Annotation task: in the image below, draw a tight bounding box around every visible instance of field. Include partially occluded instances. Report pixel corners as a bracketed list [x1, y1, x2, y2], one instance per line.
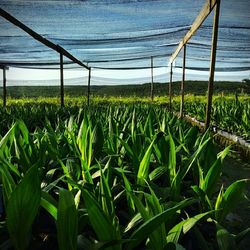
[1, 0, 249, 247]
[1, 93, 249, 140]
[171, 95, 250, 140]
[0, 80, 250, 98]
[0, 101, 249, 250]
[0, 80, 250, 99]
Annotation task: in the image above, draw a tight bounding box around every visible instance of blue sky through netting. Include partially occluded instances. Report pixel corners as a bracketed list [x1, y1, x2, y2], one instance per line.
[0, 0, 250, 85]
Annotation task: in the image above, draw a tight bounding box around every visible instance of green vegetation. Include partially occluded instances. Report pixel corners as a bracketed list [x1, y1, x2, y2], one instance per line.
[0, 93, 249, 139]
[0, 80, 249, 99]
[0, 105, 249, 249]
[171, 95, 250, 139]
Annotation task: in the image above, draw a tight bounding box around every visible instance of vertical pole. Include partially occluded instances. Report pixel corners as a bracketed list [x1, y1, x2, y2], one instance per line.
[60, 52, 64, 107]
[87, 67, 91, 106]
[151, 56, 154, 101]
[169, 62, 173, 111]
[3, 67, 7, 107]
[205, 0, 220, 129]
[180, 44, 186, 118]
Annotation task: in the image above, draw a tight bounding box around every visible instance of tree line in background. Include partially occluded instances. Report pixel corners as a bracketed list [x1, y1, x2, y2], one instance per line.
[0, 80, 249, 98]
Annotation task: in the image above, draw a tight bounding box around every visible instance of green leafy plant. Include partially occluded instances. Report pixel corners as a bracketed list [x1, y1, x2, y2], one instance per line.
[6, 166, 41, 250]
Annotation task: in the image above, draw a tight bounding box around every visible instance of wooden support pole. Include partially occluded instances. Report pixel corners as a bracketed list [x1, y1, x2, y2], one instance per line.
[169, 0, 218, 64]
[87, 67, 91, 106]
[151, 56, 154, 101]
[205, 0, 220, 129]
[180, 44, 186, 118]
[60, 53, 64, 107]
[3, 67, 7, 107]
[169, 63, 173, 111]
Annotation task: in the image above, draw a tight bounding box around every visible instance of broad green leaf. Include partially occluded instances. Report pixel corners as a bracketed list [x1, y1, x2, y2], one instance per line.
[198, 140, 217, 176]
[7, 166, 41, 250]
[193, 226, 210, 250]
[149, 166, 167, 181]
[202, 158, 222, 197]
[234, 227, 250, 244]
[184, 126, 199, 152]
[167, 221, 185, 244]
[122, 171, 135, 213]
[168, 129, 176, 183]
[180, 137, 211, 180]
[126, 198, 195, 250]
[153, 134, 169, 166]
[191, 185, 212, 211]
[202, 146, 230, 198]
[129, 192, 150, 221]
[41, 191, 58, 220]
[0, 164, 16, 208]
[74, 189, 82, 209]
[137, 139, 155, 185]
[57, 189, 78, 250]
[99, 162, 115, 218]
[82, 188, 121, 250]
[91, 121, 104, 161]
[145, 183, 166, 250]
[0, 122, 16, 157]
[124, 213, 142, 233]
[167, 211, 212, 243]
[118, 137, 139, 172]
[80, 158, 93, 184]
[182, 211, 212, 234]
[216, 223, 236, 250]
[131, 108, 136, 143]
[58, 159, 73, 190]
[215, 179, 248, 222]
[215, 185, 224, 221]
[143, 110, 153, 138]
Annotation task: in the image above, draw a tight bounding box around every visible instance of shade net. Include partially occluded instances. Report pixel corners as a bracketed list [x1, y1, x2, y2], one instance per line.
[0, 0, 250, 85]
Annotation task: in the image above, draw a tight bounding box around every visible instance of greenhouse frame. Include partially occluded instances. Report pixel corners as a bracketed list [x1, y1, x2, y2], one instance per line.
[0, 1, 249, 249]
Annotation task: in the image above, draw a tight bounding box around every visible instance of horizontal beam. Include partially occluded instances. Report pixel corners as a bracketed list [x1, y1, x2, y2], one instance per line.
[169, 0, 218, 63]
[0, 65, 9, 70]
[0, 8, 89, 70]
[57, 45, 89, 70]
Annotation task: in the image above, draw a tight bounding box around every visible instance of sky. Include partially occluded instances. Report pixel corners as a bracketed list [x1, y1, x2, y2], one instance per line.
[1, 67, 249, 86]
[0, 0, 249, 85]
